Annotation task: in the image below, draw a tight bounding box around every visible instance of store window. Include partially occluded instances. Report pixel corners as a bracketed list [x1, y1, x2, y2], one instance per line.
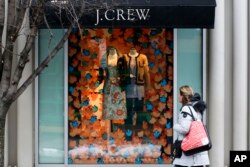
[37, 28, 204, 166]
[67, 28, 174, 164]
[37, 29, 65, 163]
[176, 29, 204, 111]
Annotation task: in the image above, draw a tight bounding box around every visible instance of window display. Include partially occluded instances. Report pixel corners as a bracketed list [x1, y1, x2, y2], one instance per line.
[68, 28, 173, 164]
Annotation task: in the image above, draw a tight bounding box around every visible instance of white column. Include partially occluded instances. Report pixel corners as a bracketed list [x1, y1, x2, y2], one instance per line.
[233, 0, 248, 150]
[224, 0, 233, 165]
[208, 0, 225, 166]
[16, 10, 34, 167]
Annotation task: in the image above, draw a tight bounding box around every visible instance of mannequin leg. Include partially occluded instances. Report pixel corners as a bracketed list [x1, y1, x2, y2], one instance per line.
[125, 98, 136, 127]
[124, 98, 136, 140]
[134, 98, 144, 129]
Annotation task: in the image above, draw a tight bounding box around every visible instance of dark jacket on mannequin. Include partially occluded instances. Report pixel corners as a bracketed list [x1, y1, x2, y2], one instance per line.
[98, 55, 129, 91]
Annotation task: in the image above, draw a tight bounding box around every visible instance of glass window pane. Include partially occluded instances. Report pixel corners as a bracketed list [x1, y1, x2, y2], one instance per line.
[68, 28, 174, 164]
[38, 29, 65, 163]
[177, 29, 203, 110]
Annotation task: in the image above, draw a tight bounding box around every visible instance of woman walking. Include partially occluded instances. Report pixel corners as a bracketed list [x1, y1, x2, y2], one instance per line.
[173, 85, 210, 167]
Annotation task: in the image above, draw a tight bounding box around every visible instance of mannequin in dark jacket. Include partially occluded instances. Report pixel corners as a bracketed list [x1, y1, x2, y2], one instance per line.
[98, 47, 129, 135]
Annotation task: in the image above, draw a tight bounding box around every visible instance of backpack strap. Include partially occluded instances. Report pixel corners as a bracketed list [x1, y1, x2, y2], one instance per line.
[187, 103, 204, 121]
[180, 111, 193, 119]
[187, 106, 196, 121]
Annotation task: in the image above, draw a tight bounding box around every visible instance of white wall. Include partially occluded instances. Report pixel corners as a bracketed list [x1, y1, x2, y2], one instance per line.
[5, 8, 34, 167]
[208, 0, 226, 166]
[16, 9, 34, 167]
[208, 0, 249, 166]
[232, 0, 248, 150]
[224, 0, 233, 166]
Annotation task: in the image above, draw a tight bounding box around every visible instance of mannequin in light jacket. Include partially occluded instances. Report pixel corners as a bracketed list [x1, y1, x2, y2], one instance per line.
[124, 47, 151, 131]
[173, 85, 210, 167]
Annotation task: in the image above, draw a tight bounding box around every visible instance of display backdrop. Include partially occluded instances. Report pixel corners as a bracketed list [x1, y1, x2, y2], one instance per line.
[68, 28, 173, 164]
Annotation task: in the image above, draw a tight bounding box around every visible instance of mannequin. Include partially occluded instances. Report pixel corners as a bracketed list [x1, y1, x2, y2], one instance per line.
[125, 47, 151, 132]
[99, 47, 128, 142]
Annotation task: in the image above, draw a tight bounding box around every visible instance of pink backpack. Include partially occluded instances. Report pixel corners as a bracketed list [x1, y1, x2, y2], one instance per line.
[181, 106, 212, 156]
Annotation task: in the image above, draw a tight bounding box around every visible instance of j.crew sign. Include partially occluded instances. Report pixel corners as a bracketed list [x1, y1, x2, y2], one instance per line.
[94, 8, 150, 26]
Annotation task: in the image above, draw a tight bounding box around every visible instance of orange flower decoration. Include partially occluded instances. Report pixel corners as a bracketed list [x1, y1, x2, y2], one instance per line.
[124, 28, 134, 39]
[167, 96, 173, 109]
[154, 74, 163, 82]
[166, 128, 173, 136]
[90, 93, 99, 101]
[95, 29, 104, 37]
[142, 121, 148, 130]
[69, 34, 78, 43]
[69, 75, 77, 84]
[138, 35, 148, 43]
[142, 28, 151, 35]
[88, 44, 99, 54]
[68, 95, 73, 103]
[71, 58, 79, 67]
[164, 145, 171, 155]
[113, 128, 125, 139]
[140, 48, 150, 55]
[164, 82, 172, 92]
[142, 158, 155, 164]
[76, 53, 84, 62]
[158, 117, 167, 125]
[79, 128, 91, 138]
[164, 110, 173, 119]
[166, 30, 173, 40]
[157, 102, 166, 112]
[82, 106, 93, 120]
[168, 54, 173, 63]
[79, 37, 91, 49]
[112, 119, 124, 124]
[125, 43, 134, 51]
[158, 136, 167, 146]
[69, 128, 80, 137]
[69, 47, 77, 57]
[152, 111, 160, 118]
[68, 106, 75, 121]
[92, 120, 101, 129]
[167, 66, 173, 79]
[73, 99, 81, 109]
[112, 29, 123, 38]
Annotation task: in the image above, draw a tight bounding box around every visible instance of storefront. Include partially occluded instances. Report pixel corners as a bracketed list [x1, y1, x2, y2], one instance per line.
[35, 0, 216, 166]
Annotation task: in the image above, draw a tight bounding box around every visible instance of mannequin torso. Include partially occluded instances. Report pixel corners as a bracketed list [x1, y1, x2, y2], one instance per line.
[128, 48, 139, 77]
[108, 48, 118, 66]
[126, 48, 144, 100]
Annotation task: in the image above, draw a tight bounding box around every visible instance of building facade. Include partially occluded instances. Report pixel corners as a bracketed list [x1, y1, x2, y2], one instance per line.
[3, 0, 250, 167]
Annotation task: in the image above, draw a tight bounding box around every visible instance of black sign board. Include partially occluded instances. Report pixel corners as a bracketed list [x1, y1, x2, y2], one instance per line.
[38, 0, 216, 28]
